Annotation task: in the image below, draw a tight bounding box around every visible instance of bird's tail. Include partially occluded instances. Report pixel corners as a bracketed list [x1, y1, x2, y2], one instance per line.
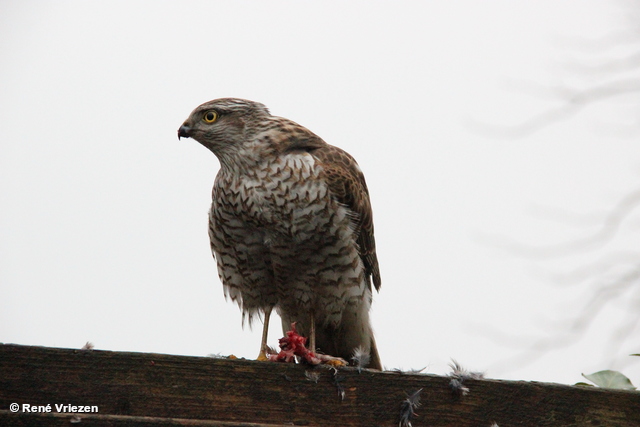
[368, 335, 382, 370]
[315, 320, 382, 370]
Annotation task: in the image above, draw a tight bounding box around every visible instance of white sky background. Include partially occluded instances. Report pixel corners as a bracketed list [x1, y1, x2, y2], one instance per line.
[1, 1, 639, 385]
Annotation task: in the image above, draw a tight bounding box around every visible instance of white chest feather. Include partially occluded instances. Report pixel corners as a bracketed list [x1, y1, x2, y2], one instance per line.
[214, 152, 342, 239]
[210, 150, 365, 325]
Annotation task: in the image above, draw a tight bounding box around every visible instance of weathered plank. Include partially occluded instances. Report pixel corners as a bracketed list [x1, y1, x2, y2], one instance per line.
[0, 412, 290, 427]
[1, 344, 638, 426]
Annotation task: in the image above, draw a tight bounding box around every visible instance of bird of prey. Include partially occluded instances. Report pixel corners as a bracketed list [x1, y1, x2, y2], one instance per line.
[178, 98, 382, 369]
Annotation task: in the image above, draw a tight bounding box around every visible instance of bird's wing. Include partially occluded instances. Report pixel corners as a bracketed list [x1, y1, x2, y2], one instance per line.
[311, 144, 381, 292]
[276, 116, 381, 292]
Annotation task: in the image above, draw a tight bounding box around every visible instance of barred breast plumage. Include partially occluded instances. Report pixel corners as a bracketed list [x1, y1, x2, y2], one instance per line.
[178, 98, 381, 369]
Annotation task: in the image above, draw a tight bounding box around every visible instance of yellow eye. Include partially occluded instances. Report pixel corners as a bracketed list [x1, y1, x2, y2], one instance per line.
[203, 111, 218, 123]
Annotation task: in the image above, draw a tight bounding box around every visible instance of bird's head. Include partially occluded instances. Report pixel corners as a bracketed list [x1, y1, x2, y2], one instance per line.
[178, 98, 271, 159]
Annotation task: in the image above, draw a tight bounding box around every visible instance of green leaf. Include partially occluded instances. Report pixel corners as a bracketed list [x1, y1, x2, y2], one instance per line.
[574, 382, 594, 387]
[582, 370, 636, 390]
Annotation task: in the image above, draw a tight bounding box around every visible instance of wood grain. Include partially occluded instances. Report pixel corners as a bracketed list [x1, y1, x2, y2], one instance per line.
[1, 344, 638, 426]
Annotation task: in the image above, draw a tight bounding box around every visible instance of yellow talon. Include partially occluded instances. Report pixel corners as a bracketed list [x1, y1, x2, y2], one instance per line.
[325, 359, 347, 368]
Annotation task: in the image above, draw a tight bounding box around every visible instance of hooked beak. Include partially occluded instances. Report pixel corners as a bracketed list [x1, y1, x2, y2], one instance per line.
[177, 125, 191, 140]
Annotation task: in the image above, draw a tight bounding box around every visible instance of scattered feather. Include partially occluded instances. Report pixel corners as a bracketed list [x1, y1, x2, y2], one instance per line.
[331, 367, 346, 401]
[448, 359, 484, 396]
[80, 342, 94, 351]
[399, 388, 422, 427]
[582, 370, 636, 390]
[305, 370, 321, 383]
[449, 378, 469, 396]
[351, 346, 370, 373]
[390, 367, 427, 375]
[448, 359, 484, 379]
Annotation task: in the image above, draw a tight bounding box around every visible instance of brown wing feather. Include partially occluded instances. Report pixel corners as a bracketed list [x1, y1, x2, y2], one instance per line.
[311, 145, 381, 292]
[278, 117, 381, 292]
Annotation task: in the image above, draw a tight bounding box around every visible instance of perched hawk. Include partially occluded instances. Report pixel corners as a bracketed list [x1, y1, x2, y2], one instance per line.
[178, 98, 382, 369]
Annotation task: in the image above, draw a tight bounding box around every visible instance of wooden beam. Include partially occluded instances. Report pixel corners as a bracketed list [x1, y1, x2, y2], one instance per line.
[1, 344, 638, 426]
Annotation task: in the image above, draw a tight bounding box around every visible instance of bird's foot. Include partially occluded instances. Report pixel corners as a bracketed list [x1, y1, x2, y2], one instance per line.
[257, 344, 278, 362]
[317, 355, 347, 368]
[267, 323, 347, 367]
